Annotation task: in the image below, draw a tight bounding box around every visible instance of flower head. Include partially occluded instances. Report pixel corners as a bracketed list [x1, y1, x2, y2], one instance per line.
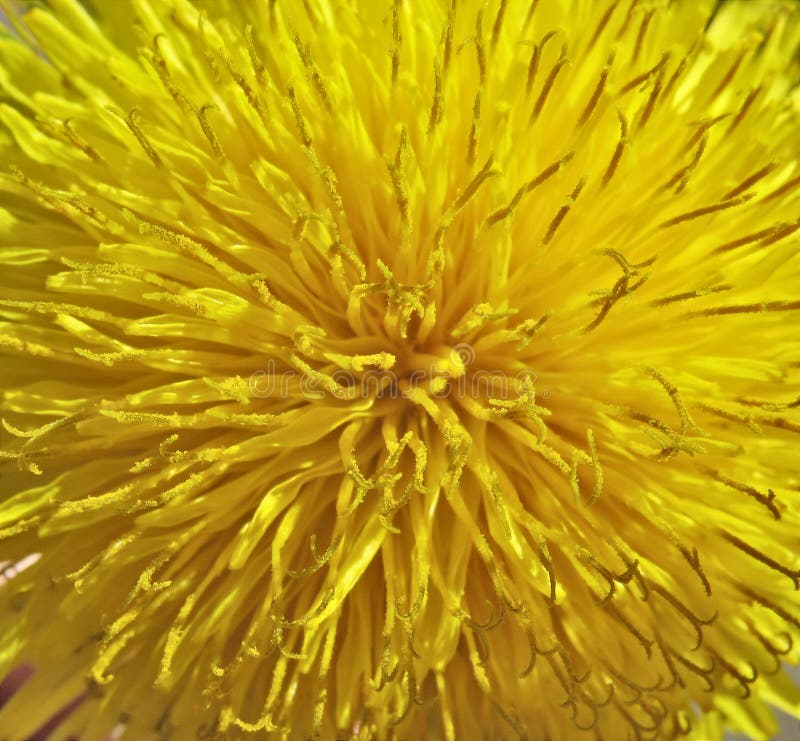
[1, 0, 799, 738]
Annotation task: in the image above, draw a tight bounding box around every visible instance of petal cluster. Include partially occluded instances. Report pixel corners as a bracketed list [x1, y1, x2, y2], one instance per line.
[0, 1, 799, 739]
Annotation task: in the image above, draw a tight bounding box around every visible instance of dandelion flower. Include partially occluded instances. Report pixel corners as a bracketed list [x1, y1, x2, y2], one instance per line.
[1, 0, 800, 738]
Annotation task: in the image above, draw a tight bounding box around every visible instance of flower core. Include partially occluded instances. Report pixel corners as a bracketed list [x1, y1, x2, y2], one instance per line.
[0, 0, 799, 739]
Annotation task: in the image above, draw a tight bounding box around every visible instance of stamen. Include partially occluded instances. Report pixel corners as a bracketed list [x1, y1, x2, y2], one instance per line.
[659, 195, 751, 229]
[123, 210, 244, 285]
[311, 625, 338, 735]
[724, 162, 778, 200]
[531, 45, 569, 121]
[287, 532, 344, 577]
[740, 587, 800, 630]
[652, 637, 684, 691]
[711, 222, 791, 255]
[472, 8, 487, 84]
[144, 37, 193, 111]
[670, 650, 715, 692]
[646, 368, 699, 437]
[196, 103, 225, 159]
[0, 335, 53, 358]
[578, 54, 614, 127]
[517, 518, 557, 604]
[111, 106, 164, 167]
[722, 532, 799, 589]
[197, 13, 222, 82]
[606, 663, 662, 700]
[442, 0, 455, 79]
[301, 0, 319, 24]
[91, 629, 135, 686]
[610, 540, 649, 599]
[745, 620, 792, 675]
[490, 0, 508, 51]
[615, 0, 642, 41]
[245, 25, 267, 86]
[662, 132, 707, 193]
[519, 617, 557, 677]
[603, 602, 653, 656]
[686, 299, 800, 318]
[697, 402, 761, 434]
[711, 651, 757, 699]
[427, 58, 443, 133]
[615, 700, 662, 737]
[485, 152, 574, 227]
[762, 172, 800, 203]
[266, 0, 278, 30]
[756, 219, 800, 248]
[602, 111, 628, 187]
[484, 471, 513, 540]
[632, 8, 656, 66]
[369, 634, 400, 691]
[585, 429, 603, 505]
[523, 0, 540, 30]
[221, 53, 268, 125]
[451, 302, 518, 337]
[649, 285, 730, 306]
[278, 587, 335, 628]
[387, 126, 410, 231]
[727, 85, 761, 134]
[676, 541, 712, 596]
[287, 86, 313, 147]
[0, 298, 124, 326]
[514, 314, 550, 348]
[542, 176, 584, 246]
[525, 31, 558, 96]
[584, 272, 647, 333]
[662, 47, 693, 102]
[467, 90, 482, 164]
[587, 2, 619, 49]
[617, 53, 668, 95]
[390, 0, 402, 86]
[638, 65, 663, 128]
[293, 34, 333, 112]
[489, 696, 527, 740]
[0, 516, 40, 541]
[450, 155, 499, 214]
[738, 394, 800, 412]
[61, 119, 103, 163]
[684, 113, 729, 151]
[708, 48, 746, 102]
[576, 548, 618, 603]
[649, 583, 717, 651]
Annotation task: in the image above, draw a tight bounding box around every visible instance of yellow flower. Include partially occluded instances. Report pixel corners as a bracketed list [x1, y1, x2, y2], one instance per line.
[1, 0, 799, 738]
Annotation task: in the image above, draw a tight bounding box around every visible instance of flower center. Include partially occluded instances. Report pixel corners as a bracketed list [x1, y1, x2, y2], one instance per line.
[394, 344, 469, 397]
